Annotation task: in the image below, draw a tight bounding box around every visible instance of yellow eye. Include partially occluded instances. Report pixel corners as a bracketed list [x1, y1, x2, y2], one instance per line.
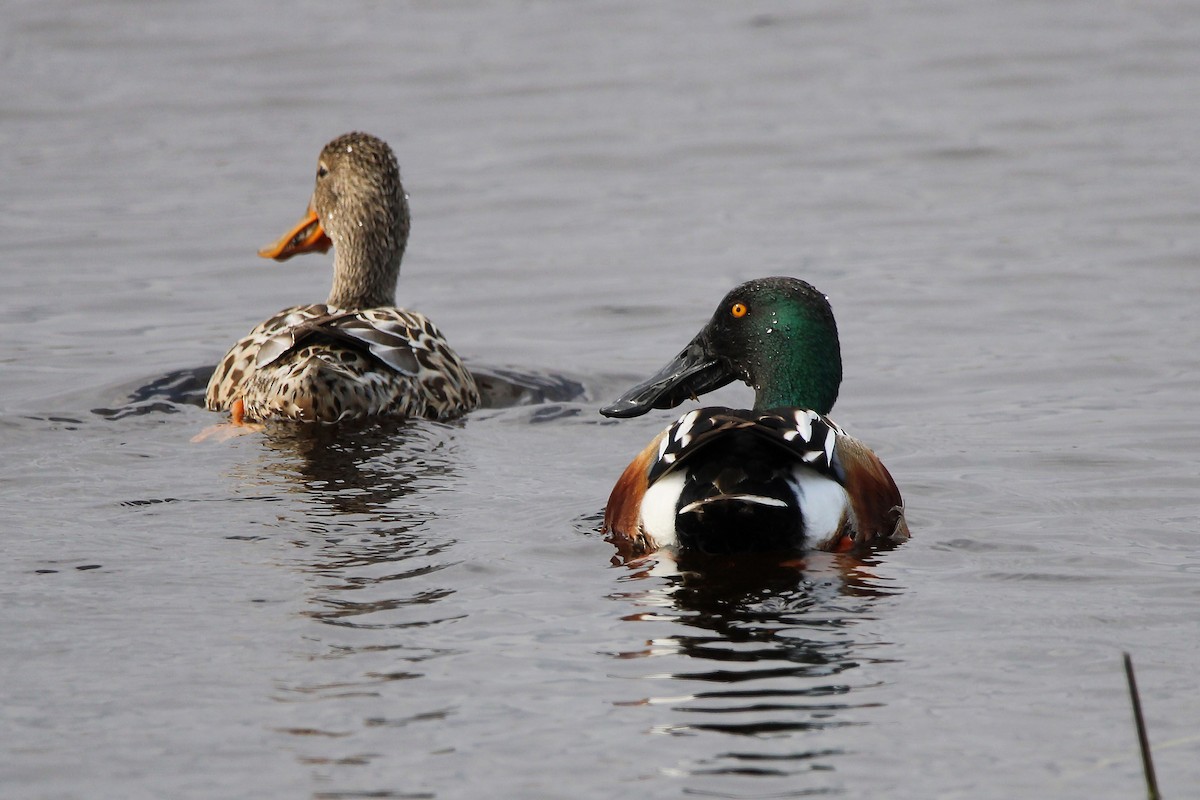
[731, 302, 748, 318]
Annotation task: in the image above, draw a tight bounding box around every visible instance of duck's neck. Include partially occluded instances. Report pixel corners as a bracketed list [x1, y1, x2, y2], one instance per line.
[751, 331, 842, 415]
[327, 241, 401, 309]
[325, 198, 409, 310]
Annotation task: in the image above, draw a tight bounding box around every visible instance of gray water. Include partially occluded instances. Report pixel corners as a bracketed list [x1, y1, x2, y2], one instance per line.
[3, 2, 1199, 798]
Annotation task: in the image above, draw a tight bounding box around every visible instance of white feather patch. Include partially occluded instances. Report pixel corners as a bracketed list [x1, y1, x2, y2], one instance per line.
[639, 471, 686, 549]
[679, 494, 789, 515]
[822, 426, 837, 463]
[789, 467, 851, 542]
[674, 409, 701, 448]
[656, 432, 671, 462]
[793, 409, 815, 442]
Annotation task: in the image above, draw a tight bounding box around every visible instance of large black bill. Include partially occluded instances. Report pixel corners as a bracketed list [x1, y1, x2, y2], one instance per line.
[600, 338, 734, 418]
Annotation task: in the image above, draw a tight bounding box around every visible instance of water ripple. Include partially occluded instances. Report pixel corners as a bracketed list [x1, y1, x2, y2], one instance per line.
[609, 550, 902, 788]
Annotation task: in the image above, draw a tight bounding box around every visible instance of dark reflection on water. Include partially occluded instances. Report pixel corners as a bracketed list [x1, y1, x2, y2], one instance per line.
[610, 550, 902, 794]
[469, 365, 588, 410]
[89, 363, 587, 421]
[83, 361, 595, 793]
[223, 419, 471, 781]
[255, 421, 462, 517]
[256, 421, 468, 636]
[91, 365, 214, 419]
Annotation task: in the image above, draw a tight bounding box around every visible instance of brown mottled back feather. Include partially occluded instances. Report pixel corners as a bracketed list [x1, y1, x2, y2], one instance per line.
[206, 304, 478, 423]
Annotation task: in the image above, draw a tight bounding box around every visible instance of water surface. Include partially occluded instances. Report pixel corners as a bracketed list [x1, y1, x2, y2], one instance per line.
[3, 2, 1200, 798]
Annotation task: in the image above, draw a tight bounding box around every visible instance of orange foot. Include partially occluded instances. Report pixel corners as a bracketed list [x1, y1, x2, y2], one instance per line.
[190, 398, 264, 442]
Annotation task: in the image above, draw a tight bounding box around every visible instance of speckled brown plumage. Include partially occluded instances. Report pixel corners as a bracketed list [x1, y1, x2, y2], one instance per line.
[205, 132, 479, 423]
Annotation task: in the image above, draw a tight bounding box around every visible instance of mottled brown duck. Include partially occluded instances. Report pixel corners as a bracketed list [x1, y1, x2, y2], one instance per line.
[205, 132, 479, 424]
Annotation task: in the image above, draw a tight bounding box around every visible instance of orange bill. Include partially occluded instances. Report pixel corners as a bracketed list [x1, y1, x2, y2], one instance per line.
[257, 203, 332, 261]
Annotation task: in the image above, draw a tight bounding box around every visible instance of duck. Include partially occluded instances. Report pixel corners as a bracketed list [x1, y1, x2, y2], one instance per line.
[600, 276, 908, 558]
[204, 132, 479, 424]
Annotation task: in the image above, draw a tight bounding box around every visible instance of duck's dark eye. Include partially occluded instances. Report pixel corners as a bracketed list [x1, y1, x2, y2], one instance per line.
[731, 302, 748, 319]
[316, 165, 329, 179]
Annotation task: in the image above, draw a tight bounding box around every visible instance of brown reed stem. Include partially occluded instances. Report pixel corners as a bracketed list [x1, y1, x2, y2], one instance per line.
[1123, 652, 1161, 800]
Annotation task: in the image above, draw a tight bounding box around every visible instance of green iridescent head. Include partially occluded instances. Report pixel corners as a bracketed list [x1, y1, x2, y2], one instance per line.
[601, 277, 843, 417]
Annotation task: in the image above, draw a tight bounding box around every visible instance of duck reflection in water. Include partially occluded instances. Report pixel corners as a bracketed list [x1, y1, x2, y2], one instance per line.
[235, 421, 467, 719]
[607, 546, 904, 787]
[251, 419, 463, 518]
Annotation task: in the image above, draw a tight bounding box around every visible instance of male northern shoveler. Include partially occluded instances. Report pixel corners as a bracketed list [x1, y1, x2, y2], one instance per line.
[600, 277, 908, 557]
[205, 132, 479, 424]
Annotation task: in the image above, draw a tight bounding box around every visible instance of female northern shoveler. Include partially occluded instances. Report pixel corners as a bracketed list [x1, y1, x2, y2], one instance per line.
[205, 132, 479, 424]
[600, 277, 908, 557]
